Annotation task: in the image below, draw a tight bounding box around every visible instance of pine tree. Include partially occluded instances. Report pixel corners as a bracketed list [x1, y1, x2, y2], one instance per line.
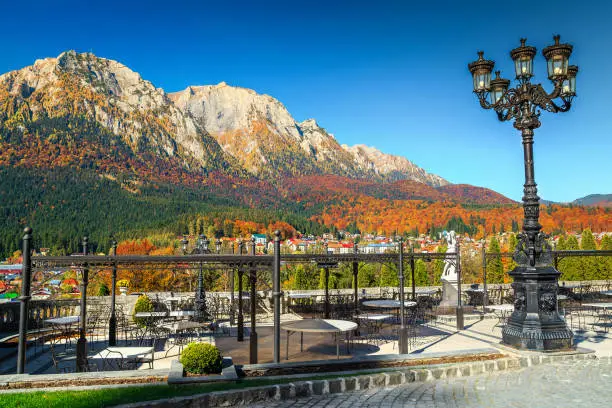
[379, 263, 399, 287]
[487, 237, 504, 283]
[599, 235, 612, 281]
[579, 229, 597, 280]
[507, 233, 518, 272]
[414, 260, 429, 286]
[433, 245, 447, 285]
[558, 235, 581, 281]
[358, 263, 377, 288]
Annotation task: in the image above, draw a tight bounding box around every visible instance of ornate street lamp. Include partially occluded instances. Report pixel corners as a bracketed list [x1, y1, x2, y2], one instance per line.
[468, 36, 578, 351]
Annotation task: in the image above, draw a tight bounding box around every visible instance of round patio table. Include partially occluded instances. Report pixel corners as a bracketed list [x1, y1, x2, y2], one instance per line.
[486, 304, 513, 331]
[45, 316, 80, 349]
[281, 319, 358, 360]
[362, 300, 417, 309]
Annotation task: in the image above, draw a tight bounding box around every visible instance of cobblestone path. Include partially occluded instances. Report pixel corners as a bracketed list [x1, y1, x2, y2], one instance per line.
[250, 358, 612, 407]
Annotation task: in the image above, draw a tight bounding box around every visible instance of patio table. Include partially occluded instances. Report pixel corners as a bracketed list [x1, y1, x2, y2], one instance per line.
[353, 313, 393, 339]
[169, 310, 194, 317]
[134, 311, 194, 318]
[465, 288, 485, 306]
[134, 312, 168, 318]
[287, 293, 312, 299]
[281, 319, 358, 360]
[486, 304, 513, 331]
[91, 346, 155, 370]
[158, 320, 211, 356]
[362, 300, 417, 309]
[583, 303, 612, 333]
[415, 289, 438, 296]
[583, 303, 612, 309]
[45, 316, 80, 347]
[159, 320, 209, 332]
[219, 292, 250, 299]
[287, 293, 314, 312]
[45, 316, 80, 326]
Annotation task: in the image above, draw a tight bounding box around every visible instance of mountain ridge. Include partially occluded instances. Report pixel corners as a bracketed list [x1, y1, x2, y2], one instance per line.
[169, 80, 449, 185]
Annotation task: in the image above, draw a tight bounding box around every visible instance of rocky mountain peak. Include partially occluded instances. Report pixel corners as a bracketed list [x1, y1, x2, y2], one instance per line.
[342, 144, 449, 187]
[0, 51, 231, 172]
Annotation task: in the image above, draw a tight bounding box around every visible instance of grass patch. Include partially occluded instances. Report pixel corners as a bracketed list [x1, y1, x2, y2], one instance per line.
[3, 371, 382, 408]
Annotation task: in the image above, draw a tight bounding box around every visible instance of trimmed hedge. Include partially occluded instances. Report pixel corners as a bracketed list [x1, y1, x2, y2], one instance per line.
[180, 343, 223, 375]
[133, 294, 154, 326]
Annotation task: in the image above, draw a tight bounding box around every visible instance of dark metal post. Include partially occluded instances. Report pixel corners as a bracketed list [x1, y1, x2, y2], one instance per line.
[324, 267, 330, 318]
[229, 243, 235, 326]
[553, 243, 558, 269]
[76, 236, 89, 372]
[352, 241, 359, 311]
[482, 242, 488, 311]
[108, 239, 118, 346]
[456, 239, 464, 330]
[410, 243, 416, 300]
[16, 227, 32, 374]
[503, 125, 573, 350]
[272, 230, 281, 363]
[398, 238, 408, 353]
[249, 237, 258, 364]
[237, 241, 244, 342]
[410, 242, 416, 301]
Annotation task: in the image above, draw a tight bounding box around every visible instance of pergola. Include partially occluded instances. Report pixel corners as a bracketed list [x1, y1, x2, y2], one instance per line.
[15, 228, 457, 373]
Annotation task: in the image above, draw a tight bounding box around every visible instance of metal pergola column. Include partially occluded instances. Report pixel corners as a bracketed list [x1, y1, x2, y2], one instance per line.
[249, 238, 258, 364]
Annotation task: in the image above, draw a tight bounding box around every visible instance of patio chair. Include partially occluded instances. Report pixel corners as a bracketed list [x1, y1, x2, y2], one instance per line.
[564, 305, 590, 332]
[392, 307, 420, 351]
[48, 341, 75, 373]
[48, 341, 98, 373]
[86, 310, 105, 350]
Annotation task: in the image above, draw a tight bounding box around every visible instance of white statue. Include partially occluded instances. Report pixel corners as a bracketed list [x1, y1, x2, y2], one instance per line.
[441, 231, 457, 282]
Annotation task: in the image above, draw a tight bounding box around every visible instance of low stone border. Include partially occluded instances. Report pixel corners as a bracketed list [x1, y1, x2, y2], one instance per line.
[116, 351, 599, 408]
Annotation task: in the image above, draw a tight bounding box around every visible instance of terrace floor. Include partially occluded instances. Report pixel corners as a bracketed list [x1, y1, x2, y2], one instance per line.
[1, 304, 611, 379]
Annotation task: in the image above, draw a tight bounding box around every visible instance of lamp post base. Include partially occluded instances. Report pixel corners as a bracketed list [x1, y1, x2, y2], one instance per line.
[76, 337, 88, 372]
[398, 327, 409, 354]
[502, 265, 573, 351]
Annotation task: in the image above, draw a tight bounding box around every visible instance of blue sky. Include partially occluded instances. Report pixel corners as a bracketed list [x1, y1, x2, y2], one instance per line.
[1, 0, 610, 202]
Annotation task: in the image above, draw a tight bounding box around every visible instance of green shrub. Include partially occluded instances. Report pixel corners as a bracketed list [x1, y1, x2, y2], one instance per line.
[180, 343, 223, 375]
[133, 294, 153, 326]
[97, 283, 110, 296]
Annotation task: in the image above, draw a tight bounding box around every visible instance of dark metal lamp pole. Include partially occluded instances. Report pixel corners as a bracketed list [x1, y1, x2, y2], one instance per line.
[108, 237, 118, 346]
[194, 234, 210, 323]
[76, 236, 89, 372]
[16, 227, 32, 374]
[397, 237, 408, 353]
[468, 36, 577, 351]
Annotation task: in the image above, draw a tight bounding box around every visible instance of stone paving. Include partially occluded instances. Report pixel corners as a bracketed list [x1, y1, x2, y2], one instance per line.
[250, 357, 612, 408]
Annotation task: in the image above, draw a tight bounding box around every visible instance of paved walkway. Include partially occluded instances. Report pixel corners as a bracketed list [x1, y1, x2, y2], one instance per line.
[250, 357, 612, 408]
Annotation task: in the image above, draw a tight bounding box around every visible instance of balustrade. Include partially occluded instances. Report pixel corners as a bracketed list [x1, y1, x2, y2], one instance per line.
[0, 299, 79, 335]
